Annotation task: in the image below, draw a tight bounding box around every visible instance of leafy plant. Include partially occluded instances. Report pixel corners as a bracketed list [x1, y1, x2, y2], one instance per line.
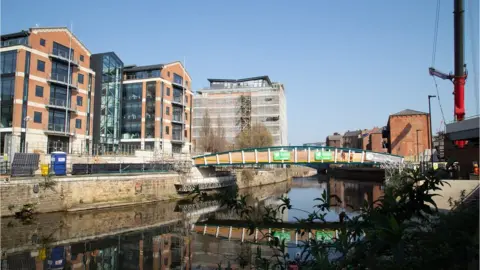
[189, 168, 479, 269]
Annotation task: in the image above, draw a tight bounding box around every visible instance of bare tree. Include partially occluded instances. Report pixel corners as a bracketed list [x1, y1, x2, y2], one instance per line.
[198, 111, 227, 153]
[235, 123, 273, 148]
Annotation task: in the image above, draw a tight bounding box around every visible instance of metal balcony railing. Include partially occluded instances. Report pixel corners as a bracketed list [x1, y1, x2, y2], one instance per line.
[46, 98, 76, 111]
[173, 95, 184, 104]
[172, 133, 183, 142]
[172, 114, 183, 123]
[1, 38, 29, 47]
[49, 49, 79, 66]
[48, 73, 78, 89]
[47, 123, 69, 133]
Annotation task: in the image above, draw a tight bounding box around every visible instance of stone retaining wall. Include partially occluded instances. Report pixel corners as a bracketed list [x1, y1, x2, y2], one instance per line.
[235, 168, 290, 189]
[1, 173, 179, 216]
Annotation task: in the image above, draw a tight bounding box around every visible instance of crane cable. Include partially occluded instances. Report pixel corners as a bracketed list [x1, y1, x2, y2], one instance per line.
[467, 0, 479, 115]
[431, 0, 447, 128]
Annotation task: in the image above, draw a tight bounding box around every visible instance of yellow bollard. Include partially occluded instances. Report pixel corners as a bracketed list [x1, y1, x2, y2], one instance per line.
[41, 164, 49, 176]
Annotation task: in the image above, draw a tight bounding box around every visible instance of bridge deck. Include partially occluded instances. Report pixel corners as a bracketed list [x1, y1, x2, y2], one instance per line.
[193, 146, 403, 166]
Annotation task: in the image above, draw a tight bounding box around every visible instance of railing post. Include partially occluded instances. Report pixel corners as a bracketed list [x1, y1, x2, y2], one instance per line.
[241, 228, 245, 242]
[215, 226, 220, 238]
[203, 224, 207, 235]
[204, 156, 207, 165]
[255, 228, 258, 243]
[361, 151, 365, 163]
[294, 147, 297, 163]
[334, 149, 338, 163]
[216, 154, 219, 165]
[268, 148, 271, 163]
[229, 152, 232, 164]
[348, 150, 351, 163]
[241, 150, 245, 164]
[228, 226, 232, 241]
[307, 147, 311, 163]
[321, 148, 324, 163]
[254, 149, 258, 164]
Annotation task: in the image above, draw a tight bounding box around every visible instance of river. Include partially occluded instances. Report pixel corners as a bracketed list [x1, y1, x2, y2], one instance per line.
[0, 176, 383, 269]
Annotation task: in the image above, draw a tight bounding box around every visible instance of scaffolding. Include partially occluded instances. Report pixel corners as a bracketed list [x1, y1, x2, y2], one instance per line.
[192, 79, 288, 147]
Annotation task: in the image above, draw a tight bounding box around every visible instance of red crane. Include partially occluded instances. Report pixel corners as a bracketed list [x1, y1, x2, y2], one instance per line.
[429, 0, 467, 148]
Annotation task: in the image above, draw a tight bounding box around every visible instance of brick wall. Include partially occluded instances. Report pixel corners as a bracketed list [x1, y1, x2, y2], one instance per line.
[1, 173, 179, 216]
[388, 114, 430, 156]
[369, 133, 387, 152]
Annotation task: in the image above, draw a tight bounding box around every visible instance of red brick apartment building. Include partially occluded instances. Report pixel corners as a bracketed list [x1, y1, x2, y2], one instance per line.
[0, 27, 94, 154]
[121, 62, 193, 153]
[383, 109, 431, 157]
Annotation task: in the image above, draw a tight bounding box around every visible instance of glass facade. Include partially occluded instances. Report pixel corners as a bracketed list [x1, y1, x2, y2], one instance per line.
[145, 82, 156, 138]
[122, 83, 142, 139]
[125, 70, 160, 80]
[0, 77, 14, 128]
[99, 54, 123, 146]
[1, 51, 17, 74]
[52, 41, 74, 60]
[48, 110, 69, 132]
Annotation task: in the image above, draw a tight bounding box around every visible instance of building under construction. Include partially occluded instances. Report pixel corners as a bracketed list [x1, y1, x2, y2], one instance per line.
[192, 76, 287, 148]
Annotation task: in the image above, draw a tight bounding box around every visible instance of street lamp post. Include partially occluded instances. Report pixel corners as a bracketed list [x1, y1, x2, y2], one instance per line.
[428, 95, 437, 169]
[23, 116, 31, 153]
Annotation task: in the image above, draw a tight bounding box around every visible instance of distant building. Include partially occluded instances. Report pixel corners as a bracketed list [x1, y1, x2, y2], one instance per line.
[367, 127, 386, 153]
[192, 76, 287, 148]
[326, 133, 342, 147]
[383, 109, 430, 157]
[343, 130, 362, 148]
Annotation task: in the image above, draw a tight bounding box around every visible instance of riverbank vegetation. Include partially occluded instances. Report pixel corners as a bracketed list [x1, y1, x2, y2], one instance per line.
[191, 169, 479, 269]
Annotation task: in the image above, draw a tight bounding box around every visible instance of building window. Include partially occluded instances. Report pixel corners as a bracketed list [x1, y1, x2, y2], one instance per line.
[34, 111, 42, 123]
[185, 95, 188, 104]
[166, 126, 169, 135]
[35, 85, 44, 97]
[185, 112, 188, 121]
[173, 73, 183, 85]
[184, 130, 188, 137]
[77, 96, 83, 106]
[186, 81, 189, 86]
[80, 55, 84, 62]
[167, 71, 170, 77]
[78, 73, 84, 84]
[40, 38, 46, 46]
[37, 60, 45, 72]
[166, 106, 170, 115]
[166, 87, 170, 96]
[75, 119, 82, 129]
[0, 51, 17, 74]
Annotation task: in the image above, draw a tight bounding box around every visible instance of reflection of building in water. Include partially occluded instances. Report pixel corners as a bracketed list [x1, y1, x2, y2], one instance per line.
[1, 227, 193, 270]
[329, 178, 383, 211]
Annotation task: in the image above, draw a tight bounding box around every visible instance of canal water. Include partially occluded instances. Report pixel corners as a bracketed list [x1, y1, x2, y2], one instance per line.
[1, 176, 382, 269]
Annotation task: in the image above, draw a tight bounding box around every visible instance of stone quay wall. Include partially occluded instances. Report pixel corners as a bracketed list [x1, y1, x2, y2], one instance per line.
[1, 173, 179, 217]
[235, 168, 290, 189]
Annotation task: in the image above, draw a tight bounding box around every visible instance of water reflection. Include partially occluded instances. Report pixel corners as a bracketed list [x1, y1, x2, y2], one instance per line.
[1, 176, 382, 269]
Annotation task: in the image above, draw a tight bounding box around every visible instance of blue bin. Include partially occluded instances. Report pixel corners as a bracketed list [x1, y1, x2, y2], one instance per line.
[51, 152, 67, 176]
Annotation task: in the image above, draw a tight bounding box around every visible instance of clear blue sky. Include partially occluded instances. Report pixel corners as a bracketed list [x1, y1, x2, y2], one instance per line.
[2, 0, 478, 145]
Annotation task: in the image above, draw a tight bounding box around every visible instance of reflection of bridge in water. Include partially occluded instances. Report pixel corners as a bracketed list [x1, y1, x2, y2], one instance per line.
[0, 177, 382, 269]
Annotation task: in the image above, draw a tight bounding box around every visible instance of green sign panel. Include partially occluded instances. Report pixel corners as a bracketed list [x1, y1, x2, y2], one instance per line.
[316, 231, 335, 243]
[314, 151, 333, 161]
[273, 231, 291, 242]
[273, 151, 291, 161]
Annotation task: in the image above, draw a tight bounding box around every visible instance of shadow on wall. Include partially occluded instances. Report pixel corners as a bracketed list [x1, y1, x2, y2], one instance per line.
[390, 123, 412, 151]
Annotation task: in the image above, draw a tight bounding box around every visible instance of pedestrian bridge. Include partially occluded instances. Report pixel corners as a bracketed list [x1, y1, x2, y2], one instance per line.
[192, 146, 403, 166]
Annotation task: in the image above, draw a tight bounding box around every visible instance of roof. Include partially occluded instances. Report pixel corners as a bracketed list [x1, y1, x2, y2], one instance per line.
[1, 30, 29, 40]
[369, 127, 382, 134]
[391, 109, 428, 116]
[123, 64, 164, 72]
[207, 76, 272, 85]
[344, 130, 361, 137]
[327, 135, 342, 140]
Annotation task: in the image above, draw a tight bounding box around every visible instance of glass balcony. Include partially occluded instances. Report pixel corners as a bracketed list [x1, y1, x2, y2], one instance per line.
[172, 132, 183, 142]
[45, 98, 77, 111]
[49, 49, 79, 66]
[173, 95, 185, 105]
[1, 38, 29, 47]
[45, 123, 72, 136]
[172, 114, 183, 123]
[47, 73, 78, 89]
